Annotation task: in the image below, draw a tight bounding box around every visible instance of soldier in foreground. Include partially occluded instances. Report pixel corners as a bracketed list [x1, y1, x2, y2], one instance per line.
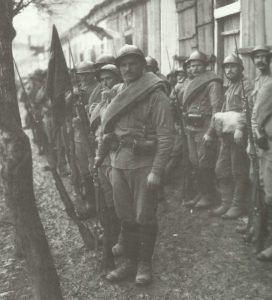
[254, 81, 272, 261]
[208, 54, 252, 218]
[90, 64, 122, 268]
[236, 46, 272, 234]
[72, 61, 98, 217]
[183, 50, 223, 209]
[97, 45, 174, 285]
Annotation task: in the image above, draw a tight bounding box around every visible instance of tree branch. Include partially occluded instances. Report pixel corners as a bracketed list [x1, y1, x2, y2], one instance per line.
[13, 0, 33, 16]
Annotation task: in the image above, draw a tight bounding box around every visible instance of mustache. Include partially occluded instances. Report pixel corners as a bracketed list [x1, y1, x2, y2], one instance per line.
[256, 62, 267, 67]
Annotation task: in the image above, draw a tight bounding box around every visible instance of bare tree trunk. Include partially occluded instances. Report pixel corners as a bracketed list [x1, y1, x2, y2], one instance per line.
[0, 1, 63, 299]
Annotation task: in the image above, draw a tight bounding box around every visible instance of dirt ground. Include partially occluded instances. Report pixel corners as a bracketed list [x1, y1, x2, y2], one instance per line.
[1, 131, 272, 300]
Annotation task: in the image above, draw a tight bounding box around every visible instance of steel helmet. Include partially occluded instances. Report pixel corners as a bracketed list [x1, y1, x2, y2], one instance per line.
[183, 59, 189, 71]
[116, 44, 146, 65]
[222, 54, 244, 69]
[145, 56, 159, 72]
[250, 45, 271, 59]
[76, 61, 96, 74]
[96, 64, 120, 80]
[95, 54, 116, 69]
[187, 50, 208, 65]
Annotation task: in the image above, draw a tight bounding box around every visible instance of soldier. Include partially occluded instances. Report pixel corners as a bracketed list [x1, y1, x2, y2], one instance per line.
[145, 55, 170, 94]
[236, 46, 272, 233]
[88, 54, 116, 110]
[167, 70, 178, 93]
[254, 82, 272, 261]
[182, 50, 223, 209]
[89, 64, 122, 261]
[145, 56, 166, 79]
[97, 45, 174, 285]
[208, 54, 252, 219]
[145, 55, 160, 74]
[72, 61, 98, 217]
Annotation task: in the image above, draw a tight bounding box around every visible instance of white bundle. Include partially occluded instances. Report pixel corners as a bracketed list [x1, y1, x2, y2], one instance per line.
[213, 111, 241, 134]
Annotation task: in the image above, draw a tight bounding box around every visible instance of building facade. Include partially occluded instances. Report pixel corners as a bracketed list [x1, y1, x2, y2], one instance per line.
[59, 0, 272, 80]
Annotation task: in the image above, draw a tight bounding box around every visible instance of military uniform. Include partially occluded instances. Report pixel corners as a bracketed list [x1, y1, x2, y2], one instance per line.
[90, 71, 121, 264]
[215, 78, 252, 210]
[183, 53, 223, 208]
[101, 45, 174, 286]
[71, 61, 98, 217]
[107, 77, 174, 224]
[88, 55, 116, 115]
[254, 81, 272, 260]
[208, 59, 252, 218]
[73, 83, 97, 178]
[255, 82, 272, 205]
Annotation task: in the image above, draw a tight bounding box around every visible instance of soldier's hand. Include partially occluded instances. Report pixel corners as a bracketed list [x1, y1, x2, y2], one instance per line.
[147, 172, 160, 190]
[203, 134, 213, 147]
[234, 129, 243, 144]
[94, 156, 103, 169]
[101, 88, 111, 102]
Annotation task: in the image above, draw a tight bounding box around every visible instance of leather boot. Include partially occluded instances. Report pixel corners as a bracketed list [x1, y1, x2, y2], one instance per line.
[223, 179, 247, 219]
[101, 207, 120, 271]
[236, 223, 248, 234]
[106, 221, 138, 282]
[184, 193, 201, 208]
[211, 179, 233, 217]
[195, 168, 215, 209]
[135, 224, 158, 286]
[184, 167, 200, 208]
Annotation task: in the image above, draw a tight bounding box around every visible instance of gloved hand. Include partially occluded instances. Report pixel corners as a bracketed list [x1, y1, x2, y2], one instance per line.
[203, 134, 213, 147]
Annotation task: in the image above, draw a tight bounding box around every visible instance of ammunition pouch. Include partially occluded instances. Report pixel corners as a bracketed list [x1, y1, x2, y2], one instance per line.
[103, 133, 119, 151]
[132, 137, 157, 156]
[185, 113, 205, 128]
[117, 135, 157, 155]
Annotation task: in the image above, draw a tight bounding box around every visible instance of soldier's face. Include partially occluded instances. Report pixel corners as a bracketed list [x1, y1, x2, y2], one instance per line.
[224, 63, 241, 81]
[78, 73, 95, 85]
[119, 56, 145, 83]
[253, 51, 269, 71]
[189, 61, 206, 77]
[99, 71, 118, 89]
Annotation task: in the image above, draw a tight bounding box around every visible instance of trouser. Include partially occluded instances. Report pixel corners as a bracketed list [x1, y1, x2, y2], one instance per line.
[111, 167, 158, 225]
[262, 157, 272, 206]
[98, 166, 114, 208]
[215, 133, 249, 180]
[187, 130, 217, 195]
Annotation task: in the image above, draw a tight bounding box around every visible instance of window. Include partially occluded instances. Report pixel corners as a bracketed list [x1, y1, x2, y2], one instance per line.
[216, 0, 238, 8]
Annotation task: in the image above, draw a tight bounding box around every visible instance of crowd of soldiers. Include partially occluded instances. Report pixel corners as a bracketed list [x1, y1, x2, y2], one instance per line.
[19, 43, 272, 286]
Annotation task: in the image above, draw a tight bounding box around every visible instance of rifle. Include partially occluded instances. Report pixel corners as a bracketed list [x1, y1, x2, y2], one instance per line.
[14, 59, 96, 251]
[165, 48, 192, 202]
[93, 167, 115, 271]
[234, 38, 266, 252]
[68, 42, 100, 245]
[68, 41, 96, 162]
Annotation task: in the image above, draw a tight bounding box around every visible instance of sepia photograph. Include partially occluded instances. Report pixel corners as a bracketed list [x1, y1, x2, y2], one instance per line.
[1, 0, 272, 299]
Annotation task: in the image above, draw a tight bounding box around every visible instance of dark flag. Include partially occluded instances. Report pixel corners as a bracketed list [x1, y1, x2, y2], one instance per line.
[46, 24, 71, 100]
[46, 25, 72, 141]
